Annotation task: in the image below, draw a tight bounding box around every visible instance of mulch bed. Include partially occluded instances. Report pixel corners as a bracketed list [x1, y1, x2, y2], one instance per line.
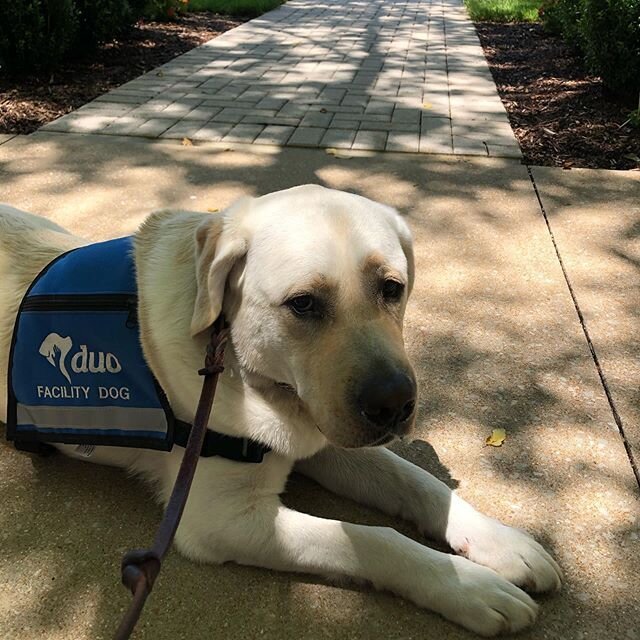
[0, 12, 244, 135]
[475, 22, 640, 170]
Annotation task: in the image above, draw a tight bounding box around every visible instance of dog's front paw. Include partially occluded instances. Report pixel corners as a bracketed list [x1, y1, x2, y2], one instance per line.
[430, 556, 539, 637]
[447, 505, 562, 593]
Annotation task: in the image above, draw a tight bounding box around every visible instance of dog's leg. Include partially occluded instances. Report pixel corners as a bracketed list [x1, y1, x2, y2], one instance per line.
[295, 446, 562, 593]
[176, 494, 538, 637]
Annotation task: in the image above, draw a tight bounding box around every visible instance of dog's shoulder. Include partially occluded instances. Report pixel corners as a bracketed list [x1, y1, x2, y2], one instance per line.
[0, 204, 85, 275]
[136, 208, 206, 243]
[135, 209, 214, 265]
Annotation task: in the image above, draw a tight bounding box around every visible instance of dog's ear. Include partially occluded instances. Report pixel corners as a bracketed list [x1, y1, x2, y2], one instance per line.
[191, 201, 250, 337]
[398, 218, 415, 295]
[392, 212, 415, 295]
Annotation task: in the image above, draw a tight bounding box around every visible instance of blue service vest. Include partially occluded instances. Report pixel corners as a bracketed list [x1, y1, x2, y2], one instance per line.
[7, 237, 176, 451]
[6, 237, 271, 463]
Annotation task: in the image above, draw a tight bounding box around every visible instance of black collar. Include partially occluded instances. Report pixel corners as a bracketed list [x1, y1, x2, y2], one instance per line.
[173, 420, 271, 463]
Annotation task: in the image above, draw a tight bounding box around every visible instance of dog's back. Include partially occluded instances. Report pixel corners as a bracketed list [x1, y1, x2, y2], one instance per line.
[0, 205, 85, 421]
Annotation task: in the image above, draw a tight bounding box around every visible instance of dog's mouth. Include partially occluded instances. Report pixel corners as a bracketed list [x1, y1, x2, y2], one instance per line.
[233, 364, 296, 397]
[337, 431, 398, 449]
[368, 432, 396, 447]
[267, 380, 402, 448]
[241, 369, 310, 414]
[240, 371, 399, 448]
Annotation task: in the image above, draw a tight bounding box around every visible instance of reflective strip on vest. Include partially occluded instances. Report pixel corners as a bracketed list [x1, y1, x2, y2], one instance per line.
[16, 405, 169, 436]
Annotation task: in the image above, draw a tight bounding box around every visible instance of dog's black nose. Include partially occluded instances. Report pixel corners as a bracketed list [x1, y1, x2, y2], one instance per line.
[357, 372, 416, 431]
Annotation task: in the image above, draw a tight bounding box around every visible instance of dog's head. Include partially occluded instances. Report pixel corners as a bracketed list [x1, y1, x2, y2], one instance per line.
[191, 185, 416, 449]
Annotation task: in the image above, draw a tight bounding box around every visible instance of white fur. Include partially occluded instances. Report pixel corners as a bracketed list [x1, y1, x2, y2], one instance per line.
[0, 188, 561, 637]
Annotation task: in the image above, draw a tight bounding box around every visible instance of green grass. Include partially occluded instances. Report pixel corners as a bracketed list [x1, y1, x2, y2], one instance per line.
[464, 0, 542, 22]
[187, 0, 284, 17]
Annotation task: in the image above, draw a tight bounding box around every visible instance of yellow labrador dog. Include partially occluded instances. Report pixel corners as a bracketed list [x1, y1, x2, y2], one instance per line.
[0, 186, 561, 636]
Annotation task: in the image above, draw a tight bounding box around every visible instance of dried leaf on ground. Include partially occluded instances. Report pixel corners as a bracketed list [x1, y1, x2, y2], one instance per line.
[486, 428, 507, 447]
[325, 147, 354, 159]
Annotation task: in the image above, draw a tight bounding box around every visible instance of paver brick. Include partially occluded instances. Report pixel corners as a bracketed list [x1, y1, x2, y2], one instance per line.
[341, 95, 369, 107]
[307, 104, 365, 115]
[329, 113, 391, 124]
[392, 108, 421, 124]
[77, 104, 135, 116]
[160, 99, 203, 117]
[365, 101, 395, 115]
[221, 123, 265, 143]
[94, 94, 148, 105]
[88, 101, 149, 114]
[41, 114, 116, 133]
[134, 118, 178, 138]
[212, 109, 250, 124]
[160, 120, 210, 139]
[101, 117, 148, 136]
[386, 130, 420, 153]
[242, 115, 302, 127]
[352, 130, 388, 151]
[278, 104, 313, 117]
[319, 129, 357, 149]
[420, 115, 453, 153]
[254, 125, 296, 145]
[182, 106, 220, 121]
[201, 99, 256, 110]
[355, 121, 417, 133]
[288, 127, 327, 147]
[192, 121, 234, 141]
[486, 142, 523, 159]
[255, 98, 288, 110]
[300, 112, 334, 128]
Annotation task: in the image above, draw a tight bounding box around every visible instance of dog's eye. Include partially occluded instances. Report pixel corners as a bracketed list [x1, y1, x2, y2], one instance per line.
[286, 294, 317, 316]
[381, 279, 404, 301]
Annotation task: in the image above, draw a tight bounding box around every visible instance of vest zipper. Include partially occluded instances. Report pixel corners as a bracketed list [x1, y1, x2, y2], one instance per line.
[21, 294, 138, 327]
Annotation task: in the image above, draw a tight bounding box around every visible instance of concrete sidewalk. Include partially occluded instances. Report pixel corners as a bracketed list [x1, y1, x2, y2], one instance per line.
[40, 0, 519, 158]
[0, 132, 638, 640]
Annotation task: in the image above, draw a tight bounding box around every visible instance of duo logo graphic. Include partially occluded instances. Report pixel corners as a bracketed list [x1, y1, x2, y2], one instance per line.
[39, 333, 122, 383]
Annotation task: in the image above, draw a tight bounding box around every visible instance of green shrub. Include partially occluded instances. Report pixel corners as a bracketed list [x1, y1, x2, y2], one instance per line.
[72, 0, 141, 49]
[539, 0, 586, 50]
[144, 0, 189, 20]
[540, 0, 640, 97]
[0, 0, 77, 72]
[581, 0, 640, 97]
[0, 0, 149, 72]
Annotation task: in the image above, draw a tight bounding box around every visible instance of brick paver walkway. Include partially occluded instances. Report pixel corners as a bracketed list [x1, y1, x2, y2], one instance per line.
[42, 0, 520, 157]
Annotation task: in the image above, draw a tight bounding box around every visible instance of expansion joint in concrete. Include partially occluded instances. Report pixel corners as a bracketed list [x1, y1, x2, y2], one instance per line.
[527, 165, 640, 491]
